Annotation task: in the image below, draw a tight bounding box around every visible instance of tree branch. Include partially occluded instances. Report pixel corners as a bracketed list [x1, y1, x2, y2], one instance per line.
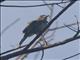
[1, 22, 79, 56]
[0, 1, 77, 60]
[1, 35, 80, 60]
[48, 22, 80, 31]
[0, 2, 67, 8]
[63, 53, 80, 60]
[23, 0, 77, 52]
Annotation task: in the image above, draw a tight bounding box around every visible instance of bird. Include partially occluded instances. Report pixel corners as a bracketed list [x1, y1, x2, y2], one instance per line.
[19, 15, 49, 45]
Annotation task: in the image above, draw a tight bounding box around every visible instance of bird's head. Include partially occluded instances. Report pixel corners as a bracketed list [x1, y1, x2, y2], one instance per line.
[38, 15, 49, 21]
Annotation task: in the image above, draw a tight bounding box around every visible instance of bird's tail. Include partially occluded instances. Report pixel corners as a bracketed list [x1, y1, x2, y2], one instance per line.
[19, 35, 28, 46]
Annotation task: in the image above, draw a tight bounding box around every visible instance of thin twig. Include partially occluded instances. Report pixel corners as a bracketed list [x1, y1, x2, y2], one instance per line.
[38, 42, 44, 60]
[41, 0, 52, 11]
[56, 4, 64, 8]
[0, 18, 20, 35]
[64, 24, 77, 32]
[63, 53, 80, 60]
[73, 15, 80, 37]
[48, 22, 80, 31]
[0, 2, 68, 8]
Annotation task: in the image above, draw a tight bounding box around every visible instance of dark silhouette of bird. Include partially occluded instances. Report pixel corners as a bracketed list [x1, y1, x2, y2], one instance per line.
[19, 15, 49, 45]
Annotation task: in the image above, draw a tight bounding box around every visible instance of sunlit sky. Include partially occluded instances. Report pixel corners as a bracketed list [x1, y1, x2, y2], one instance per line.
[1, 1, 80, 60]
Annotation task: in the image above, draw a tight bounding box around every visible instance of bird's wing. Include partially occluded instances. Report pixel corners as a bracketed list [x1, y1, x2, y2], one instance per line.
[23, 21, 37, 33]
[23, 27, 28, 33]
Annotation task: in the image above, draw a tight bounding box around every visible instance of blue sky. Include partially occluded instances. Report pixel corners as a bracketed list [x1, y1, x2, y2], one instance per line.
[1, 1, 80, 60]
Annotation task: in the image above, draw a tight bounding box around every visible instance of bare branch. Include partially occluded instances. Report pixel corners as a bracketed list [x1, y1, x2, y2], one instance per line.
[38, 42, 44, 60]
[48, 22, 80, 31]
[63, 53, 80, 60]
[23, 0, 77, 52]
[0, 2, 68, 8]
[1, 20, 79, 59]
[64, 24, 77, 32]
[0, 18, 20, 35]
[41, 0, 52, 11]
[56, 4, 64, 8]
[1, 22, 79, 56]
[1, 35, 80, 60]
[0, 1, 77, 59]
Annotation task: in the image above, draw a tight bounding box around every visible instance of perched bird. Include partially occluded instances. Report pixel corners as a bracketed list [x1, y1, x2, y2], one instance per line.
[19, 15, 49, 45]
